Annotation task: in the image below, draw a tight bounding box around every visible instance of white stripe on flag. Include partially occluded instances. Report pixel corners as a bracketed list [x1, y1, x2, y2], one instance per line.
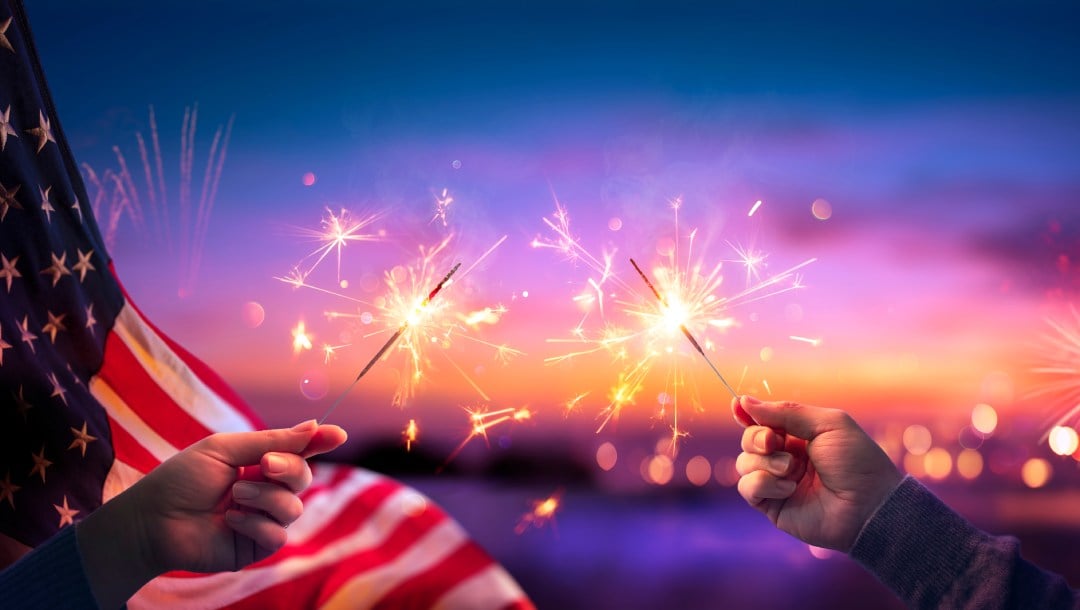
[129, 485, 455, 609]
[433, 564, 530, 610]
[113, 304, 254, 433]
[286, 466, 386, 544]
[321, 519, 469, 610]
[101, 459, 145, 503]
[89, 377, 179, 463]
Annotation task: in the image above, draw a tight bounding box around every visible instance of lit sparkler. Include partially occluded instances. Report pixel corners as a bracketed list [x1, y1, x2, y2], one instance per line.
[318, 261, 461, 424]
[537, 198, 814, 451]
[629, 258, 738, 399]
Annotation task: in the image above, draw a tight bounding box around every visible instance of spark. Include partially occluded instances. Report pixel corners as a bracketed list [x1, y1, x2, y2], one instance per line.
[403, 419, 419, 451]
[291, 321, 313, 354]
[748, 199, 763, 217]
[289, 206, 384, 286]
[431, 187, 454, 227]
[442, 404, 535, 466]
[790, 335, 822, 347]
[515, 491, 562, 535]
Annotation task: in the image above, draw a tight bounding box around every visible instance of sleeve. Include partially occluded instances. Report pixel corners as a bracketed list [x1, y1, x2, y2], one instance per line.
[0, 525, 100, 609]
[850, 476, 1079, 609]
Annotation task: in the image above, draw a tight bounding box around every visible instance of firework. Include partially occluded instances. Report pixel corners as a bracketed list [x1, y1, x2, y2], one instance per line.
[1031, 304, 1080, 438]
[82, 104, 233, 297]
[536, 198, 814, 452]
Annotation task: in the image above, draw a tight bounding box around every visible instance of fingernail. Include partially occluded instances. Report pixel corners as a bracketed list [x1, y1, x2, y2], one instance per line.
[233, 482, 259, 499]
[774, 453, 792, 474]
[742, 395, 761, 407]
[266, 454, 287, 475]
[291, 419, 317, 433]
[753, 429, 768, 452]
[226, 510, 246, 524]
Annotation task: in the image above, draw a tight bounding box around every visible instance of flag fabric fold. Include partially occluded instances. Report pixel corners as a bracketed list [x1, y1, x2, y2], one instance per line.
[0, 1, 532, 607]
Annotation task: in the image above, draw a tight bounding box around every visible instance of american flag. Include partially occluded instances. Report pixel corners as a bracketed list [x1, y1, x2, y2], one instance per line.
[0, 2, 533, 607]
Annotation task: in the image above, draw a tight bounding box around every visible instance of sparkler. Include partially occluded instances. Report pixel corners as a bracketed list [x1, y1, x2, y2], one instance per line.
[537, 198, 814, 451]
[629, 258, 738, 399]
[318, 262, 461, 424]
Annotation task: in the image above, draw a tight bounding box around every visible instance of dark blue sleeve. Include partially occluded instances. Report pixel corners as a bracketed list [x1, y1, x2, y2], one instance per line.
[851, 476, 1079, 609]
[0, 525, 100, 609]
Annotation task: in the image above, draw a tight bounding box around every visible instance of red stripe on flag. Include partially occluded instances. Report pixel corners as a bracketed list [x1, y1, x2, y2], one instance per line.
[111, 267, 264, 429]
[98, 327, 215, 451]
[106, 415, 161, 474]
[372, 540, 494, 610]
[274, 479, 402, 558]
[213, 498, 447, 609]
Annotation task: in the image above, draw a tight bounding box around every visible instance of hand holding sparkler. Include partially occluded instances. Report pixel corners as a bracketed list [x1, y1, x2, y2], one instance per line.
[731, 395, 901, 552]
[629, 258, 739, 398]
[318, 262, 462, 424]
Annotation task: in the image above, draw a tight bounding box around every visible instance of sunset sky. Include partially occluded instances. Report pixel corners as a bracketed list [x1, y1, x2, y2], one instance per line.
[25, 1, 1080, 452]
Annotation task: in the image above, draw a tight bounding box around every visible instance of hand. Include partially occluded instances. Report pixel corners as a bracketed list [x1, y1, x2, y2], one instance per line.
[732, 396, 902, 552]
[76, 420, 347, 608]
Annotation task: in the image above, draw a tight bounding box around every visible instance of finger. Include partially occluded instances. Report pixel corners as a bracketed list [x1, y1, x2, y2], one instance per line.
[232, 482, 304, 527]
[731, 395, 756, 428]
[200, 420, 321, 467]
[260, 452, 313, 493]
[737, 469, 798, 506]
[735, 451, 794, 477]
[740, 425, 786, 455]
[738, 396, 844, 442]
[226, 510, 287, 564]
[301, 424, 348, 459]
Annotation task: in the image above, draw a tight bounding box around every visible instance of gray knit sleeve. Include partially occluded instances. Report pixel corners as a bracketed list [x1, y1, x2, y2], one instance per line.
[850, 476, 1078, 609]
[0, 525, 100, 609]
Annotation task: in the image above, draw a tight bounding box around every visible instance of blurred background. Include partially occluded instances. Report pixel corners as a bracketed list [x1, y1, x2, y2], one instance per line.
[29, 1, 1080, 607]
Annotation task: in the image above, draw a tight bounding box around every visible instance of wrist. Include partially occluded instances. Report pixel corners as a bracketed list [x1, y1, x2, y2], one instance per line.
[76, 485, 165, 608]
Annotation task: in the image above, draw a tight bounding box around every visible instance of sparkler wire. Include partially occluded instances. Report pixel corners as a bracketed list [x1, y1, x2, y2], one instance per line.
[318, 262, 463, 424]
[629, 258, 739, 399]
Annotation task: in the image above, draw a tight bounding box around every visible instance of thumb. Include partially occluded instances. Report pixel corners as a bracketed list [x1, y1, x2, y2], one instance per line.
[200, 420, 320, 467]
[737, 396, 838, 441]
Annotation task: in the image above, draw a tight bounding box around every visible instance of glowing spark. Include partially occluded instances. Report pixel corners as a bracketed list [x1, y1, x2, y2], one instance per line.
[630, 258, 739, 398]
[431, 187, 454, 227]
[403, 419, 419, 451]
[564, 392, 590, 416]
[515, 491, 562, 534]
[790, 335, 822, 347]
[290, 207, 383, 286]
[291, 321, 313, 354]
[318, 262, 461, 424]
[762, 378, 773, 395]
[748, 199, 763, 217]
[442, 405, 535, 466]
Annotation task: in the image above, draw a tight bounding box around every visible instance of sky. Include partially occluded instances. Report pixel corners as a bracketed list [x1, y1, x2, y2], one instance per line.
[23, 1, 1080, 458]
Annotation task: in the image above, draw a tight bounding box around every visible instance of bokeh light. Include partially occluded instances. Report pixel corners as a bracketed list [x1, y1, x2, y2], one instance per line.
[1048, 426, 1079, 456]
[607, 217, 623, 231]
[596, 442, 618, 471]
[301, 171, 316, 186]
[714, 457, 739, 487]
[685, 455, 712, 486]
[810, 198, 833, 220]
[299, 370, 329, 401]
[902, 424, 932, 456]
[1021, 458, 1052, 488]
[241, 301, 265, 328]
[923, 447, 953, 480]
[643, 454, 674, 485]
[956, 449, 984, 480]
[971, 403, 998, 436]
